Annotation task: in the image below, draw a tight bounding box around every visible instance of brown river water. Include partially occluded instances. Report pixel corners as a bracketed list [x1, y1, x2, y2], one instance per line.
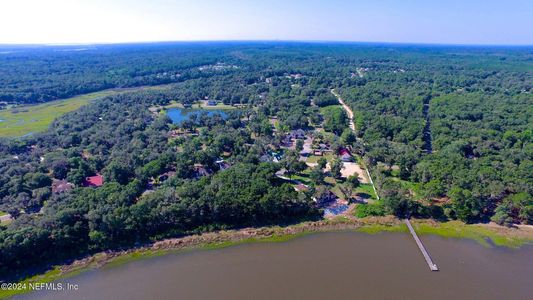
[19, 232, 533, 300]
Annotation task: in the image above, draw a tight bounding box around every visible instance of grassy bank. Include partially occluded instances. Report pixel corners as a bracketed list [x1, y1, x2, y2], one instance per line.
[410, 220, 532, 248]
[1, 217, 531, 299]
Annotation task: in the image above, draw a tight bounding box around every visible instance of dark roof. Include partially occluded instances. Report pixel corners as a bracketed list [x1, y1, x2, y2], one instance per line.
[316, 191, 338, 206]
[217, 162, 230, 170]
[340, 153, 352, 161]
[194, 165, 212, 177]
[158, 171, 176, 182]
[52, 179, 74, 194]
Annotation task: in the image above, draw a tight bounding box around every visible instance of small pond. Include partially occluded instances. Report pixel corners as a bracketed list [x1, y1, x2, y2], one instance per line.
[166, 108, 228, 125]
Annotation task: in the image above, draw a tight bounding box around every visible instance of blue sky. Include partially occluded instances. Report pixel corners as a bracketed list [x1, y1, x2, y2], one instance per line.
[0, 0, 531, 45]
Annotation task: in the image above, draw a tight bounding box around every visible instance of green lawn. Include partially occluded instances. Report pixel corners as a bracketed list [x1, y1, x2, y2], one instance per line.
[200, 103, 236, 110]
[355, 183, 378, 201]
[319, 104, 342, 115]
[390, 177, 423, 200]
[0, 211, 7, 216]
[306, 153, 334, 163]
[0, 90, 122, 137]
[0, 85, 175, 138]
[291, 174, 314, 186]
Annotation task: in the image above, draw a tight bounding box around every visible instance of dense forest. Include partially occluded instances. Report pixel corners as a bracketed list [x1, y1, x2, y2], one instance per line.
[0, 42, 531, 278]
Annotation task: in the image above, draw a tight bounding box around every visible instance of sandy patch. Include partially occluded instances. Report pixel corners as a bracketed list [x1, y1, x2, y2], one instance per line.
[341, 162, 369, 183]
[306, 162, 369, 184]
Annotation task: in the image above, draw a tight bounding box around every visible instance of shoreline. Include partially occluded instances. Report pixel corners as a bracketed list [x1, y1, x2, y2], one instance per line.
[2, 217, 532, 299]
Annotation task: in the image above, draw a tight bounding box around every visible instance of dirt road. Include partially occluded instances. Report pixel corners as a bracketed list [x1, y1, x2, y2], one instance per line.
[331, 89, 380, 200]
[331, 89, 355, 131]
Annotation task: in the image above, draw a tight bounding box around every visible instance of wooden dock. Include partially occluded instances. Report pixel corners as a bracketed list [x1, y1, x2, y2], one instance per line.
[404, 219, 439, 271]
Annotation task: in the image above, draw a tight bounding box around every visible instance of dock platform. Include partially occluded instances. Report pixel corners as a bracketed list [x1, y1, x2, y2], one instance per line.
[405, 219, 439, 271]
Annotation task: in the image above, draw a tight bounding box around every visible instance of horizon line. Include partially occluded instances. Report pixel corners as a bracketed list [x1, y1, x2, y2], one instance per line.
[0, 39, 532, 48]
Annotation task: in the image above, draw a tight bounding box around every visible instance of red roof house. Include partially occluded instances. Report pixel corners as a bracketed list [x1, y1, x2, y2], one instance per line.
[338, 148, 353, 162]
[83, 175, 104, 187]
[338, 148, 351, 156]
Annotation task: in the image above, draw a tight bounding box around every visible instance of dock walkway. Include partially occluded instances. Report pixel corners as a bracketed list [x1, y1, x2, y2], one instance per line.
[405, 219, 439, 271]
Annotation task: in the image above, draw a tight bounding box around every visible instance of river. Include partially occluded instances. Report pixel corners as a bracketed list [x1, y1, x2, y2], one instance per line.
[19, 232, 533, 300]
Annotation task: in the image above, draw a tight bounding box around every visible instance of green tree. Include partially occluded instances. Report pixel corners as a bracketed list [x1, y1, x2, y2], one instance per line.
[309, 165, 325, 185]
[296, 139, 304, 152]
[341, 128, 356, 145]
[330, 158, 343, 179]
[346, 175, 360, 188]
[317, 157, 328, 169]
[23, 173, 52, 190]
[103, 161, 133, 185]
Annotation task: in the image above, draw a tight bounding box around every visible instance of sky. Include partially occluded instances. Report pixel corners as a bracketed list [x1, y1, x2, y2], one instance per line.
[0, 0, 532, 45]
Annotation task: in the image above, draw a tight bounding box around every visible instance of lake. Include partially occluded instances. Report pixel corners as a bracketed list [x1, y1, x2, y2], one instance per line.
[166, 108, 228, 124]
[19, 232, 533, 300]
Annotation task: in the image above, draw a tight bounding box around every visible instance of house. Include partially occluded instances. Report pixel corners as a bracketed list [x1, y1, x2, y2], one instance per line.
[52, 179, 74, 194]
[259, 154, 272, 163]
[299, 148, 312, 157]
[158, 171, 176, 182]
[83, 174, 104, 187]
[318, 143, 331, 151]
[259, 151, 283, 163]
[288, 129, 306, 140]
[271, 151, 283, 163]
[294, 184, 309, 192]
[340, 153, 352, 162]
[338, 148, 351, 156]
[217, 162, 231, 171]
[194, 164, 212, 178]
[339, 148, 353, 162]
[207, 100, 218, 106]
[281, 136, 293, 148]
[215, 158, 231, 170]
[287, 73, 303, 79]
[314, 190, 338, 207]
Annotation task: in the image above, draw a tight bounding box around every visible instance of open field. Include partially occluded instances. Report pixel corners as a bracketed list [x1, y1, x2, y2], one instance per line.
[0, 85, 174, 138]
[0, 90, 127, 137]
